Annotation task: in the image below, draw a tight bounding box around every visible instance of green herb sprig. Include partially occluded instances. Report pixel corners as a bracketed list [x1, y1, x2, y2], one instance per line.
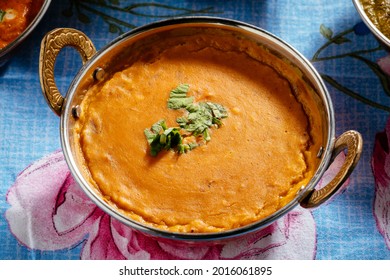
[0, 10, 6, 22]
[144, 84, 228, 156]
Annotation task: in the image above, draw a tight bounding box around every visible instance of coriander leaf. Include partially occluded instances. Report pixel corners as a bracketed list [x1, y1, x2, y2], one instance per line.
[149, 134, 164, 157]
[144, 120, 184, 156]
[184, 102, 199, 113]
[151, 119, 167, 133]
[168, 96, 194, 110]
[169, 129, 182, 147]
[206, 102, 228, 120]
[203, 128, 211, 141]
[178, 142, 198, 154]
[182, 102, 227, 137]
[176, 116, 188, 128]
[145, 84, 228, 156]
[185, 104, 213, 136]
[170, 83, 190, 96]
[144, 119, 166, 144]
[212, 117, 223, 126]
[167, 84, 194, 109]
[144, 129, 156, 144]
[177, 144, 187, 154]
[0, 10, 5, 22]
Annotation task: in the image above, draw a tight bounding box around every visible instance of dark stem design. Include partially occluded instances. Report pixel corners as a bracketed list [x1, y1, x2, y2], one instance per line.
[63, 0, 218, 34]
[312, 24, 390, 112]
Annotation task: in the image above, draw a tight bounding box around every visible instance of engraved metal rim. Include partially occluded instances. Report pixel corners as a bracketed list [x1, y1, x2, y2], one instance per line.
[60, 16, 335, 242]
[0, 0, 52, 59]
[352, 0, 390, 48]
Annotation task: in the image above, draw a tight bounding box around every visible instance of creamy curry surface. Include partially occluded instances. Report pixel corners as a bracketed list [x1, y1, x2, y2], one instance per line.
[74, 31, 323, 233]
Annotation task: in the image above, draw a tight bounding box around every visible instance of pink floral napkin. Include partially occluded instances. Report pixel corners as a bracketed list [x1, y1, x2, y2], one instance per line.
[372, 118, 390, 249]
[4, 149, 354, 260]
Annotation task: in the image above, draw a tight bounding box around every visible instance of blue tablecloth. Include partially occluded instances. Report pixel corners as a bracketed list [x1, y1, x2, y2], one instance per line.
[1, 0, 390, 260]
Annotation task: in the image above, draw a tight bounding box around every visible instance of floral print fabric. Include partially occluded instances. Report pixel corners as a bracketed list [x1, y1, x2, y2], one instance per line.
[6, 150, 318, 259]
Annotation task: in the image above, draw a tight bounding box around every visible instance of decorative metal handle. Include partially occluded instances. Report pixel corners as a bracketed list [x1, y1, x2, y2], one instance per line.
[39, 28, 96, 116]
[300, 130, 363, 208]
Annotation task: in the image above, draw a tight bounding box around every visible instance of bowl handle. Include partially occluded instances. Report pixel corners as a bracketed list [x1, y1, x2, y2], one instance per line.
[299, 130, 363, 208]
[39, 28, 96, 116]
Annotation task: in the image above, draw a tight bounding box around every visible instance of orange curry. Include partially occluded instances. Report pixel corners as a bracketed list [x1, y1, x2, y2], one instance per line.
[0, 0, 44, 49]
[73, 30, 324, 233]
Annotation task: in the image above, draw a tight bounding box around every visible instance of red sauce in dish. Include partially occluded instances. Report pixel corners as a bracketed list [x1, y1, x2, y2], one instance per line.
[0, 0, 44, 49]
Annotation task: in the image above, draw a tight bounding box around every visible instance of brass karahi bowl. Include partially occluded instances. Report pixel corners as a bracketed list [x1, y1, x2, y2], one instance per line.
[39, 17, 362, 243]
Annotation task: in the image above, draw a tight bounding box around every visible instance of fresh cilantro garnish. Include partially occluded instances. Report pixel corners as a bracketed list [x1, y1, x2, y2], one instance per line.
[144, 120, 183, 156]
[144, 84, 228, 156]
[167, 83, 193, 109]
[0, 10, 6, 22]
